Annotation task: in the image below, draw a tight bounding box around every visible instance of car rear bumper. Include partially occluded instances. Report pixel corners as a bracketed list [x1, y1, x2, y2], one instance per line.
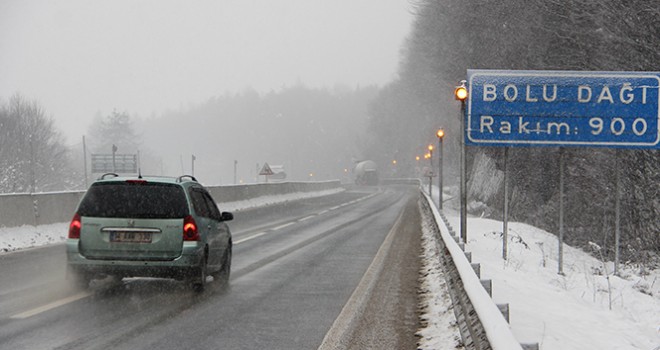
[66, 239, 204, 279]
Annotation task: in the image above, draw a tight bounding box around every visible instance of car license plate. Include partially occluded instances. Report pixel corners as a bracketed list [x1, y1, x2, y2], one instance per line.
[109, 231, 152, 243]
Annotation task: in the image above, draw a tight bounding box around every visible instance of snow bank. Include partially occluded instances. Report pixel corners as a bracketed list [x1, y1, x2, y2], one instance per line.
[445, 215, 660, 350]
[416, 215, 464, 349]
[422, 192, 524, 350]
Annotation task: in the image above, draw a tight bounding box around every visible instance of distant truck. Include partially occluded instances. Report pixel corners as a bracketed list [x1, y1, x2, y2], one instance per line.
[269, 165, 287, 181]
[354, 160, 378, 185]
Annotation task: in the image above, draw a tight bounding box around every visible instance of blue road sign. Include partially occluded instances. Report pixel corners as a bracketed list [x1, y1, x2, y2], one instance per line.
[466, 70, 660, 148]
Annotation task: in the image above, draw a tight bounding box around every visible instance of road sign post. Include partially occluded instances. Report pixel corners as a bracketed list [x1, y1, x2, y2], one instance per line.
[464, 69, 659, 271]
[503, 147, 509, 260]
[259, 162, 274, 183]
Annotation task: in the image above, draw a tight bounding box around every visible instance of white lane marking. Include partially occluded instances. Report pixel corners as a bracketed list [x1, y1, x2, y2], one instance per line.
[11, 291, 91, 319]
[235, 231, 268, 244]
[271, 222, 295, 231]
[298, 215, 316, 222]
[9, 192, 381, 320]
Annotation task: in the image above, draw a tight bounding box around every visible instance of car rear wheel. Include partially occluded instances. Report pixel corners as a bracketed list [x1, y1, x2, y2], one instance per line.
[191, 256, 208, 293]
[212, 247, 231, 286]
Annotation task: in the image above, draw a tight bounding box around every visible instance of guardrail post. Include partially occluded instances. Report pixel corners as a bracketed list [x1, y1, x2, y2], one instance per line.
[32, 196, 39, 226]
[497, 304, 510, 323]
[480, 279, 492, 296]
[471, 263, 480, 278]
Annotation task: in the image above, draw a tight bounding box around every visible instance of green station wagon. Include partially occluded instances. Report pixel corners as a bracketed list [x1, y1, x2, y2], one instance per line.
[66, 174, 233, 292]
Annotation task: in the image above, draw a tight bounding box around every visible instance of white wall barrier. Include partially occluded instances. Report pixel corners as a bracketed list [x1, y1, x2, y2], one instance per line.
[0, 180, 342, 228]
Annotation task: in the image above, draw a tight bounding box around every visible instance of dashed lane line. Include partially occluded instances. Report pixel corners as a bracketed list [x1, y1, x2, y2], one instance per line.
[271, 222, 296, 231]
[9, 191, 384, 320]
[234, 231, 268, 244]
[10, 291, 91, 319]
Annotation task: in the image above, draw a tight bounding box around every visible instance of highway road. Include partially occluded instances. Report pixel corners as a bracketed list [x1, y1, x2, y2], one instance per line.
[0, 184, 421, 350]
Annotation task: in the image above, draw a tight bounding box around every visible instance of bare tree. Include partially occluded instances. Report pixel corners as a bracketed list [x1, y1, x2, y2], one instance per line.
[0, 94, 72, 193]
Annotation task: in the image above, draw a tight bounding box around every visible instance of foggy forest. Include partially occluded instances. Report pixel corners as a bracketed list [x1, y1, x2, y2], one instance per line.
[1, 0, 658, 264]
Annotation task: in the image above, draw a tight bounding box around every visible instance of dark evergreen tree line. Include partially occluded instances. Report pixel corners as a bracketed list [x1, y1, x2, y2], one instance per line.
[365, 0, 659, 263]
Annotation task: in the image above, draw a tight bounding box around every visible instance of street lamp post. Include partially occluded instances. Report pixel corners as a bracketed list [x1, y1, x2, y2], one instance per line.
[234, 160, 238, 185]
[428, 144, 434, 197]
[455, 80, 468, 243]
[436, 129, 445, 209]
[112, 144, 118, 173]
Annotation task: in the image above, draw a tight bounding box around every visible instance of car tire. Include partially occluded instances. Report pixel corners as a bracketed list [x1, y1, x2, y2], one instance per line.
[215, 247, 231, 286]
[192, 257, 208, 293]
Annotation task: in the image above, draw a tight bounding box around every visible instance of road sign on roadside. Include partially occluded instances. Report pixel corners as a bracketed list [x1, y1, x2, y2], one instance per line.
[466, 70, 660, 148]
[259, 162, 274, 176]
[91, 154, 137, 173]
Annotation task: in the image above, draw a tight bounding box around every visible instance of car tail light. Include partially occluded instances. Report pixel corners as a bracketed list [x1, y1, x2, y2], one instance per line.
[68, 213, 82, 239]
[183, 215, 200, 241]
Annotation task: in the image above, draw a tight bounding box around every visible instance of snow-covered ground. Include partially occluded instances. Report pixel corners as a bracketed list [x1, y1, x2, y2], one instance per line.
[417, 215, 464, 349]
[420, 185, 659, 350]
[450, 216, 660, 350]
[0, 188, 344, 254]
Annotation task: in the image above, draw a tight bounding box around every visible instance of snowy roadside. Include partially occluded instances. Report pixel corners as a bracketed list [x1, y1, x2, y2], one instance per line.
[0, 188, 345, 254]
[416, 215, 464, 349]
[443, 214, 660, 350]
[418, 184, 659, 349]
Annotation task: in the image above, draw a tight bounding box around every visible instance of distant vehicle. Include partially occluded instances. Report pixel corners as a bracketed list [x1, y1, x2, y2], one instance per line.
[66, 174, 233, 292]
[269, 164, 287, 181]
[354, 160, 379, 185]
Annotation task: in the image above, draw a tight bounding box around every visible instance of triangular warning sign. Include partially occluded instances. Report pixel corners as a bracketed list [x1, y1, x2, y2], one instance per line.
[259, 162, 274, 176]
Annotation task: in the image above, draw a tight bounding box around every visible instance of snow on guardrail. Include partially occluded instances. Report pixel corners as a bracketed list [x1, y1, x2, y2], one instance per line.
[421, 190, 523, 350]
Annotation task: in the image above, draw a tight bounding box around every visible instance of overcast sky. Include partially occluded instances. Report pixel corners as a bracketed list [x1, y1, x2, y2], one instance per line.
[0, 0, 413, 144]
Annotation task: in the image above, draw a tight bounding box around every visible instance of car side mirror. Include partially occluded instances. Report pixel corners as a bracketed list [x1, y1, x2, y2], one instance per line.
[221, 212, 233, 222]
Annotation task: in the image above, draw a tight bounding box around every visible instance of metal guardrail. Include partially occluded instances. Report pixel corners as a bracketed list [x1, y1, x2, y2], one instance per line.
[419, 190, 533, 350]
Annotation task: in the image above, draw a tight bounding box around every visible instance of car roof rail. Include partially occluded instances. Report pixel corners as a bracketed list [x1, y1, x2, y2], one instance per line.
[99, 173, 119, 180]
[176, 175, 198, 183]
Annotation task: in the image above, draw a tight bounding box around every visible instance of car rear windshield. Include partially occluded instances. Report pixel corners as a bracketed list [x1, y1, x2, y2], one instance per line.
[77, 182, 189, 219]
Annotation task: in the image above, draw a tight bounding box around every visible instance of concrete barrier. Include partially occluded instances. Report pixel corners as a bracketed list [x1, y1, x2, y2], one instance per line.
[0, 181, 341, 228]
[206, 181, 341, 203]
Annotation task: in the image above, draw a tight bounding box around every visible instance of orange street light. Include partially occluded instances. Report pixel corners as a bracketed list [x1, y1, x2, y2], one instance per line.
[456, 79, 468, 243]
[427, 144, 434, 196]
[455, 80, 468, 101]
[437, 129, 445, 139]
